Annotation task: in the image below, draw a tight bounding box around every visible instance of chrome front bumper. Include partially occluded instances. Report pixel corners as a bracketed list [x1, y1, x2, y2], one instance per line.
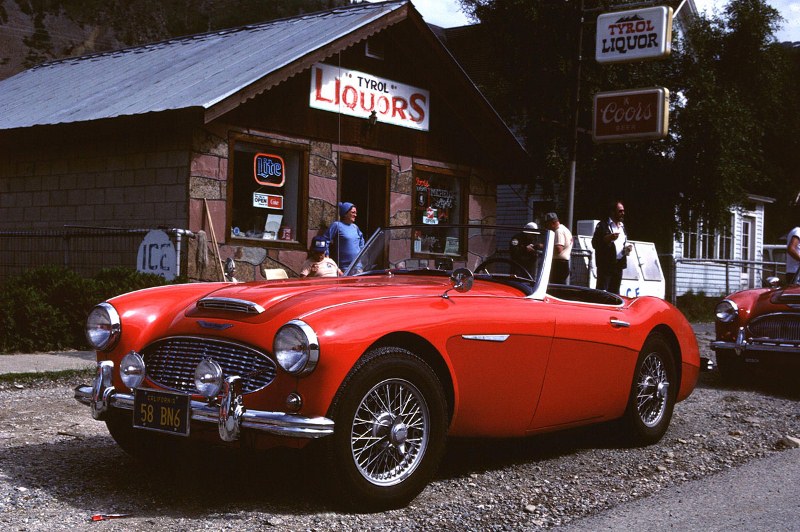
[711, 327, 800, 356]
[74, 360, 334, 440]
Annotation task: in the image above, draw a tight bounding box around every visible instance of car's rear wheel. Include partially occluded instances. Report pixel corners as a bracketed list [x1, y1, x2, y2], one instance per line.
[324, 347, 448, 511]
[622, 333, 676, 445]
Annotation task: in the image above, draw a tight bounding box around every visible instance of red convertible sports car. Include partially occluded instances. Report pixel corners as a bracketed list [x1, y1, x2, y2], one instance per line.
[75, 224, 699, 510]
[711, 275, 800, 377]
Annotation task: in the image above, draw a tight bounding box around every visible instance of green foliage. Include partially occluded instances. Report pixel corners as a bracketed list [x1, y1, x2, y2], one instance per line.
[675, 290, 716, 323]
[460, 0, 800, 248]
[0, 266, 172, 354]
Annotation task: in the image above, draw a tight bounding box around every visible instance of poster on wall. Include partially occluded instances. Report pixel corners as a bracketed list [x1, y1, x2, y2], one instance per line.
[309, 63, 430, 131]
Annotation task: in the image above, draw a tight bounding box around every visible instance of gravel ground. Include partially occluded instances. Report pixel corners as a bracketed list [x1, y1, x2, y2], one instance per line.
[0, 324, 798, 531]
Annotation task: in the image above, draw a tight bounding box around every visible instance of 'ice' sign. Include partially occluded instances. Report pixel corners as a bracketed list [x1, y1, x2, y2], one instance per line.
[137, 230, 177, 281]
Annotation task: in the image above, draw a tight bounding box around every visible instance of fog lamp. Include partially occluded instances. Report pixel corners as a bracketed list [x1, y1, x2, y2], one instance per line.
[194, 358, 224, 398]
[119, 351, 145, 390]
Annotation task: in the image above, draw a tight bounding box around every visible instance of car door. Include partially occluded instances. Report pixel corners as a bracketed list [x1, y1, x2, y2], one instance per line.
[445, 296, 556, 437]
[529, 300, 634, 431]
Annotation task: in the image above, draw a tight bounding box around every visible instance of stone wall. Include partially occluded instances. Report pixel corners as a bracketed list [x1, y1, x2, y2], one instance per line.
[0, 127, 190, 232]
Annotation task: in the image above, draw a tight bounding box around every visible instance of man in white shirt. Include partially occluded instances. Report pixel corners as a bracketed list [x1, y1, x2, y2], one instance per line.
[545, 212, 573, 284]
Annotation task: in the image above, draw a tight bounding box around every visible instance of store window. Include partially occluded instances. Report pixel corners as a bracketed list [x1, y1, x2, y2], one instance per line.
[412, 167, 464, 256]
[229, 138, 305, 243]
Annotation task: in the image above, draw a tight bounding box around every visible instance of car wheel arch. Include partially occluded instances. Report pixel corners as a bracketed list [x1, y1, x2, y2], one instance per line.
[369, 331, 455, 422]
[649, 324, 682, 390]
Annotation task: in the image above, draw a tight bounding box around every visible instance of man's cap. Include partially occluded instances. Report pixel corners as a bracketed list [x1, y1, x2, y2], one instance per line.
[544, 212, 558, 223]
[524, 222, 538, 230]
[338, 201, 355, 217]
[311, 235, 328, 252]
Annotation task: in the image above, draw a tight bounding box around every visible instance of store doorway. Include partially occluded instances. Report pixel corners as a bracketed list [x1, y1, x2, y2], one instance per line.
[340, 158, 388, 239]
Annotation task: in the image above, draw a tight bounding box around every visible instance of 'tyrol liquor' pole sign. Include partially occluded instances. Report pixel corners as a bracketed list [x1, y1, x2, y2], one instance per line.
[595, 6, 673, 64]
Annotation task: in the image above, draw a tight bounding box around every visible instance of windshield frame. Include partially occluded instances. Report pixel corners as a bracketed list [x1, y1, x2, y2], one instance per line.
[342, 224, 554, 300]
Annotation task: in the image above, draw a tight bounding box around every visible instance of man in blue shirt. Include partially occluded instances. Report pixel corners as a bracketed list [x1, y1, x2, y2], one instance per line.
[323, 202, 364, 273]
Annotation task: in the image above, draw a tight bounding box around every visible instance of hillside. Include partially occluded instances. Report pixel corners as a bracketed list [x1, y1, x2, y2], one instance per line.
[0, 0, 348, 81]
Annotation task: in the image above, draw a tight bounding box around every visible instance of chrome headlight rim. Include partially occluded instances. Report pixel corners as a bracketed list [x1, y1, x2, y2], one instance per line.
[194, 358, 224, 398]
[120, 351, 146, 390]
[274, 320, 319, 377]
[85, 302, 121, 351]
[714, 299, 739, 323]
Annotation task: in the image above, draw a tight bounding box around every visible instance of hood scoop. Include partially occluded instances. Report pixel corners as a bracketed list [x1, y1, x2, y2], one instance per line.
[197, 297, 265, 315]
[771, 291, 800, 307]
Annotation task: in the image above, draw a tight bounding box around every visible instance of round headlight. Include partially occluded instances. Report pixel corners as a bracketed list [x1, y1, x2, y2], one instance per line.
[274, 320, 319, 376]
[714, 300, 738, 323]
[85, 303, 121, 351]
[120, 351, 145, 390]
[194, 358, 223, 398]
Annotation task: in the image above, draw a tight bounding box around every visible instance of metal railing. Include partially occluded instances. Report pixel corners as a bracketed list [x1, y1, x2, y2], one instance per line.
[664, 256, 786, 303]
[0, 226, 193, 282]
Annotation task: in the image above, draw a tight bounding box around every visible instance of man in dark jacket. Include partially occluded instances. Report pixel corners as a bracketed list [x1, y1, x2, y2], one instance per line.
[592, 201, 631, 295]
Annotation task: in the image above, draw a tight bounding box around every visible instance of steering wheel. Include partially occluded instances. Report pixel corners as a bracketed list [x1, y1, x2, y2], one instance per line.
[474, 257, 534, 280]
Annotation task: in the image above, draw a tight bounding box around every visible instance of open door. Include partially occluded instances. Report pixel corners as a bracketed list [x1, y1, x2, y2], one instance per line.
[340, 158, 389, 238]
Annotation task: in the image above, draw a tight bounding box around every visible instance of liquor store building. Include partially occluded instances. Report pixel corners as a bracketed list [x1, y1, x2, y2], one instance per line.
[0, 1, 529, 281]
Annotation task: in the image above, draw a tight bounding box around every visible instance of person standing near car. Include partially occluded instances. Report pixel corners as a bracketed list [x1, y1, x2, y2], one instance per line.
[509, 222, 540, 275]
[323, 201, 364, 273]
[544, 212, 573, 284]
[592, 201, 632, 295]
[787, 225, 800, 285]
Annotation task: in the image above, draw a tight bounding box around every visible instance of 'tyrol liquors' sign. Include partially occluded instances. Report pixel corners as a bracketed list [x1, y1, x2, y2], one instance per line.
[310, 63, 430, 131]
[593, 87, 669, 142]
[595, 6, 673, 64]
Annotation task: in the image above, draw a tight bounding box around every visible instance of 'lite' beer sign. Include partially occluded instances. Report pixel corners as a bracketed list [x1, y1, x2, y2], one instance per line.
[593, 87, 669, 143]
[596, 6, 673, 64]
[254, 153, 285, 187]
[310, 63, 430, 131]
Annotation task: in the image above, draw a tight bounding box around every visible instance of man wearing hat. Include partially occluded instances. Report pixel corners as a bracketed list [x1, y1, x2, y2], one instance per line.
[545, 212, 573, 284]
[509, 221, 540, 276]
[300, 236, 342, 277]
[323, 201, 364, 272]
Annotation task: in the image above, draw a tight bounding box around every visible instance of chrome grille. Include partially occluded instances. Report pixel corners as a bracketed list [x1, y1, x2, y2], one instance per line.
[141, 336, 277, 394]
[748, 313, 800, 343]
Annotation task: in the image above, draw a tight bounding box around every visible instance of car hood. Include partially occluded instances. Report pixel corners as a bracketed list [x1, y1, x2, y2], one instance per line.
[749, 285, 800, 315]
[190, 274, 524, 322]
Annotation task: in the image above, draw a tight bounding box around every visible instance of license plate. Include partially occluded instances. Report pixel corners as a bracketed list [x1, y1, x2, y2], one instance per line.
[133, 388, 190, 436]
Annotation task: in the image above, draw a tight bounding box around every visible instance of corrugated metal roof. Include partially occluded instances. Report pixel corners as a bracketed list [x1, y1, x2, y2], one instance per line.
[0, 1, 408, 130]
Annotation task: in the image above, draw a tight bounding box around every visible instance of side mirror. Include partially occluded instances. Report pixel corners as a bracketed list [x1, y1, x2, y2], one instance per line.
[766, 276, 781, 289]
[442, 268, 474, 299]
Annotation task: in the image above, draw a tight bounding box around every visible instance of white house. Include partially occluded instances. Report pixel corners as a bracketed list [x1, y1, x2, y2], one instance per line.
[670, 194, 775, 297]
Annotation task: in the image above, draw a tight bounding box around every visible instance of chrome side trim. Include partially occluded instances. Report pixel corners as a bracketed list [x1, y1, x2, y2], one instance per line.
[461, 334, 510, 342]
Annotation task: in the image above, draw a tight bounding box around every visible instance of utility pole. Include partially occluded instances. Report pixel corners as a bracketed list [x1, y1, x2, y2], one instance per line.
[566, 0, 584, 231]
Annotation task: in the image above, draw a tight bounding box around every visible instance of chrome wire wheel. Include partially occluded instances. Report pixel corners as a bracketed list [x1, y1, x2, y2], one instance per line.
[351, 377, 430, 486]
[635, 352, 670, 428]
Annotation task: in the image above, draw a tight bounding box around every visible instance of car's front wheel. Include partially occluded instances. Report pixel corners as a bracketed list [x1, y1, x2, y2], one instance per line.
[622, 333, 676, 445]
[324, 347, 448, 511]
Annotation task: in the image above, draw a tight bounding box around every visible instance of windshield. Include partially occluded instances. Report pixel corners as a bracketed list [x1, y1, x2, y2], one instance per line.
[343, 224, 550, 285]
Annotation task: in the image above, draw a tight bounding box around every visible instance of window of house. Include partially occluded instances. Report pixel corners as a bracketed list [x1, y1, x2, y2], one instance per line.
[681, 218, 732, 260]
[412, 168, 464, 257]
[229, 138, 305, 243]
